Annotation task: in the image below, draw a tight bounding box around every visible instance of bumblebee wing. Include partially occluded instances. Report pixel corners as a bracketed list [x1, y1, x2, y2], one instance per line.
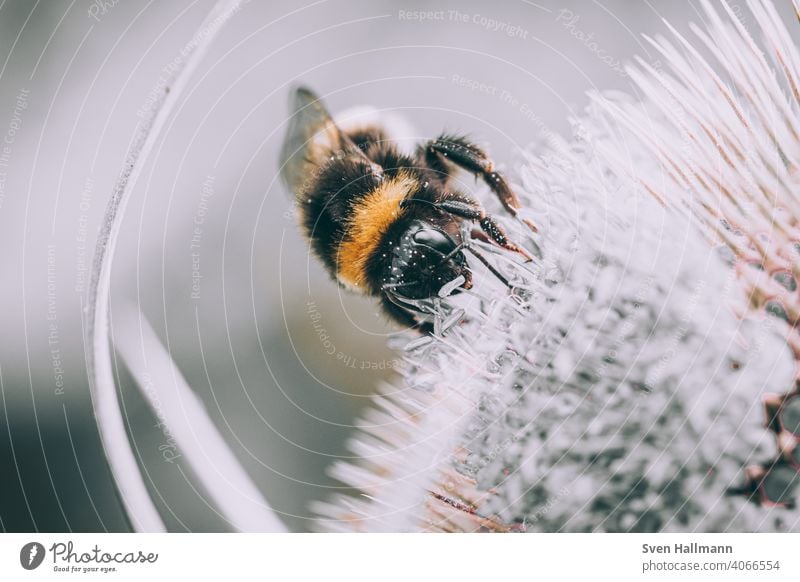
[280, 87, 350, 200]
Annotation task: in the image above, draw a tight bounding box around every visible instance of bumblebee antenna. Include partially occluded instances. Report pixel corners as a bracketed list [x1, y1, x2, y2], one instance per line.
[438, 242, 468, 264]
[466, 246, 513, 290]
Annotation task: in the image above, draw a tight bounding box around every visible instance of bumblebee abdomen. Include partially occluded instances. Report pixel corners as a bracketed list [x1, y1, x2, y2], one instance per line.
[335, 170, 419, 291]
[297, 156, 389, 284]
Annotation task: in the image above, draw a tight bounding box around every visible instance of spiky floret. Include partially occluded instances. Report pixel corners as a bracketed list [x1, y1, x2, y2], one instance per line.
[315, 0, 800, 532]
[594, 0, 800, 324]
[593, 0, 800, 509]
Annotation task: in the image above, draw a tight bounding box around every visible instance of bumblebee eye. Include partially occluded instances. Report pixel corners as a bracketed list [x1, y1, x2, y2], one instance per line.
[412, 228, 456, 255]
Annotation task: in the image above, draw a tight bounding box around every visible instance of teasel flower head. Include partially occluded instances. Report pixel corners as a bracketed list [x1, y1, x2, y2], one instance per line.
[314, 0, 800, 532]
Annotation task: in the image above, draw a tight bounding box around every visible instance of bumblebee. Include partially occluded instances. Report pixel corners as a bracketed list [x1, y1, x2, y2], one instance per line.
[280, 87, 535, 332]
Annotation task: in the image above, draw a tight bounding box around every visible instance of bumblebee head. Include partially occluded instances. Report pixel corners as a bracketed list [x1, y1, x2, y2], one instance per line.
[382, 220, 472, 301]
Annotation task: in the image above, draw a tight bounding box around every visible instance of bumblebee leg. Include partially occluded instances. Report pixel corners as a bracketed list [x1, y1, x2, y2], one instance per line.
[469, 227, 491, 244]
[380, 295, 434, 334]
[435, 199, 533, 262]
[423, 135, 538, 232]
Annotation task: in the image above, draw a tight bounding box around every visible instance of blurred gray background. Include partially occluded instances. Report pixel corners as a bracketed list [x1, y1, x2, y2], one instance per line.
[1, 0, 792, 532]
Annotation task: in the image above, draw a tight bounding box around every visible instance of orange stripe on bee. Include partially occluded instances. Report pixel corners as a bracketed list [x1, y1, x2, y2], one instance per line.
[337, 170, 417, 290]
